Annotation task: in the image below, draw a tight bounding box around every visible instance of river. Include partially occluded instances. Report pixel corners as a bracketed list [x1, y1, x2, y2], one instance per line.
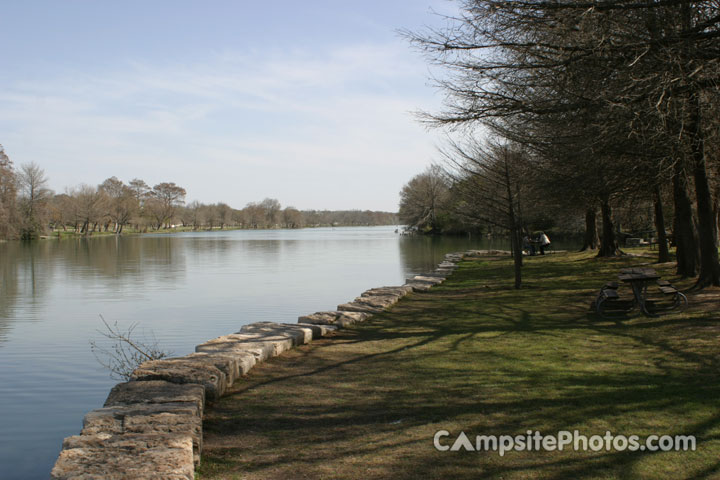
[0, 226, 562, 478]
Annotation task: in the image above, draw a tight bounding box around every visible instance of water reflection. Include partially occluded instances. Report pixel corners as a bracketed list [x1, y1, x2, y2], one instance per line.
[398, 234, 510, 275]
[0, 231, 565, 348]
[0, 236, 189, 345]
[0, 243, 20, 343]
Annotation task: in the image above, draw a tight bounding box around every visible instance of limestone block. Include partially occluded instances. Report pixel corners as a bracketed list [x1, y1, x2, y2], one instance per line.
[51, 433, 194, 480]
[438, 261, 459, 269]
[406, 275, 444, 285]
[190, 349, 256, 377]
[405, 281, 432, 292]
[297, 311, 337, 325]
[167, 352, 239, 385]
[464, 249, 511, 257]
[239, 322, 313, 345]
[131, 357, 227, 401]
[236, 334, 294, 355]
[296, 322, 338, 338]
[361, 285, 413, 297]
[337, 302, 384, 314]
[195, 333, 277, 362]
[336, 295, 401, 314]
[196, 333, 291, 361]
[297, 311, 371, 327]
[104, 380, 205, 415]
[352, 294, 400, 309]
[421, 271, 449, 279]
[81, 403, 202, 465]
[337, 311, 373, 323]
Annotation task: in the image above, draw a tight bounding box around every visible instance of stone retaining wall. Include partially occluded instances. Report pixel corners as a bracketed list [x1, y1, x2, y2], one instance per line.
[50, 251, 480, 479]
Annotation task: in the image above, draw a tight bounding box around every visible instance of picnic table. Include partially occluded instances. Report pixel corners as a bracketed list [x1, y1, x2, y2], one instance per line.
[618, 267, 661, 316]
[595, 267, 687, 318]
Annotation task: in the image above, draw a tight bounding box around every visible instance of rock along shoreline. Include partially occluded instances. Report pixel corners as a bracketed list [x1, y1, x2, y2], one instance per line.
[50, 250, 507, 479]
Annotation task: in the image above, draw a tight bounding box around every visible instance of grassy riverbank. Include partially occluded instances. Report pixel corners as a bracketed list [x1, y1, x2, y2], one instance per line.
[197, 251, 720, 479]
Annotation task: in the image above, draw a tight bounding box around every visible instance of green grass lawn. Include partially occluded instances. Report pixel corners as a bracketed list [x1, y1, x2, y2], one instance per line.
[197, 251, 720, 480]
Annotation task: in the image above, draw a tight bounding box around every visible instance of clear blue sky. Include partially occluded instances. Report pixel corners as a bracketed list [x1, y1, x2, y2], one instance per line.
[0, 0, 457, 211]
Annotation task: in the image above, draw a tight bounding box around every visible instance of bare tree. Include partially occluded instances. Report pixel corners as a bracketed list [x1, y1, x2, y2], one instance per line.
[184, 200, 203, 230]
[99, 177, 137, 234]
[68, 184, 106, 234]
[243, 202, 264, 228]
[260, 198, 281, 227]
[216, 203, 232, 229]
[128, 178, 151, 203]
[147, 182, 186, 229]
[17, 162, 52, 238]
[441, 138, 530, 288]
[0, 145, 18, 239]
[90, 316, 170, 381]
[398, 165, 450, 233]
[202, 203, 219, 230]
[282, 206, 304, 228]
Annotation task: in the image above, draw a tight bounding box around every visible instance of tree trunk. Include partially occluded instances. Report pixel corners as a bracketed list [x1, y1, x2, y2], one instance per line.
[581, 207, 599, 251]
[653, 185, 670, 263]
[597, 199, 621, 257]
[673, 158, 698, 277]
[715, 194, 719, 242]
[688, 93, 720, 287]
[515, 228, 524, 267]
[503, 155, 522, 289]
[511, 225, 522, 289]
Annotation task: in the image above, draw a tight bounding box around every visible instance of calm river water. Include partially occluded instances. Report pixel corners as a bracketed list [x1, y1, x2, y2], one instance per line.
[0, 226, 517, 478]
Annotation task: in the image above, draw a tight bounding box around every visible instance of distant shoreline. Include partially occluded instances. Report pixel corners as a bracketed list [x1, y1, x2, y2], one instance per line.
[35, 224, 400, 240]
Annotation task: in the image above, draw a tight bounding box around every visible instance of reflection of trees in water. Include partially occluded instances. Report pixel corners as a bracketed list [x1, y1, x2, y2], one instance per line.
[61, 236, 187, 281]
[186, 238, 235, 256]
[0, 241, 57, 344]
[185, 237, 281, 257]
[398, 234, 510, 276]
[184, 237, 284, 271]
[0, 243, 21, 343]
[0, 236, 190, 344]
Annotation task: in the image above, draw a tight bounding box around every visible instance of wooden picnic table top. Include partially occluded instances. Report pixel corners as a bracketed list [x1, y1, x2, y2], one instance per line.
[618, 267, 660, 282]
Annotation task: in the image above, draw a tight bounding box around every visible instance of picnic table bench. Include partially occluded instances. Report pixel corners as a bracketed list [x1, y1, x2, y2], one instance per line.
[595, 268, 687, 318]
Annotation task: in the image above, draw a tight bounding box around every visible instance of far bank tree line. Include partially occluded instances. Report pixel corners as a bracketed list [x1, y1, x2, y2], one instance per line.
[401, 0, 720, 288]
[0, 148, 396, 239]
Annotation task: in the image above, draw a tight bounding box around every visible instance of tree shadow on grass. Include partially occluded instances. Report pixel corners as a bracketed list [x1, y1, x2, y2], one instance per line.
[199, 254, 720, 480]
